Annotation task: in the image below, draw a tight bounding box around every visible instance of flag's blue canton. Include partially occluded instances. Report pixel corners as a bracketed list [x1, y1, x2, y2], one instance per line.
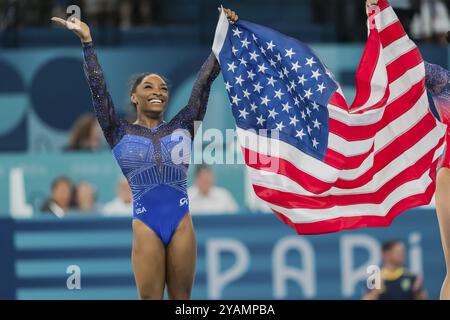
[219, 20, 339, 161]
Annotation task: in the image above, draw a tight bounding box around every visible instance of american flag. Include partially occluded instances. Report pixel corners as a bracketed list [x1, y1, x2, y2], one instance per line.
[212, 0, 447, 235]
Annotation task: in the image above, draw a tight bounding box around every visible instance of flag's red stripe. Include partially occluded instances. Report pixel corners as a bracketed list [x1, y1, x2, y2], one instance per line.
[377, 0, 391, 12]
[349, 30, 381, 112]
[253, 135, 443, 209]
[329, 92, 348, 110]
[272, 169, 437, 235]
[324, 145, 375, 170]
[386, 47, 423, 83]
[329, 80, 425, 141]
[243, 112, 438, 193]
[379, 20, 406, 48]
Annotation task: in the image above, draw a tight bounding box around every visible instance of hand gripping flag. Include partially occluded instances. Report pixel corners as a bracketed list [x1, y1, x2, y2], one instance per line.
[212, 0, 447, 235]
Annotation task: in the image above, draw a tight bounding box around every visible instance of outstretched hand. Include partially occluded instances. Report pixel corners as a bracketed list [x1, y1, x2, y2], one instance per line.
[51, 16, 92, 43]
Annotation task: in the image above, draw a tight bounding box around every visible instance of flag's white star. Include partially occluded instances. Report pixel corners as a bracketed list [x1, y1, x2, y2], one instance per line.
[304, 89, 313, 99]
[243, 89, 251, 99]
[267, 76, 277, 87]
[283, 67, 289, 77]
[250, 102, 258, 112]
[306, 107, 312, 116]
[282, 102, 292, 113]
[225, 81, 232, 92]
[311, 69, 322, 81]
[307, 125, 313, 135]
[285, 48, 296, 59]
[312, 138, 319, 148]
[289, 115, 299, 126]
[290, 80, 297, 91]
[301, 111, 307, 120]
[266, 40, 276, 51]
[260, 46, 266, 55]
[247, 70, 256, 81]
[252, 33, 258, 42]
[276, 53, 282, 61]
[306, 57, 316, 67]
[232, 28, 242, 38]
[317, 83, 326, 94]
[258, 63, 268, 74]
[241, 37, 250, 49]
[239, 57, 248, 66]
[253, 82, 263, 93]
[231, 94, 241, 105]
[274, 89, 284, 100]
[311, 102, 320, 111]
[268, 108, 279, 119]
[298, 74, 307, 85]
[227, 62, 237, 73]
[313, 119, 321, 129]
[235, 75, 244, 86]
[278, 70, 285, 79]
[239, 108, 249, 119]
[275, 121, 286, 131]
[232, 46, 238, 56]
[294, 97, 300, 106]
[291, 61, 301, 72]
[260, 95, 271, 106]
[249, 51, 260, 61]
[296, 129, 306, 139]
[269, 58, 277, 67]
[256, 114, 266, 126]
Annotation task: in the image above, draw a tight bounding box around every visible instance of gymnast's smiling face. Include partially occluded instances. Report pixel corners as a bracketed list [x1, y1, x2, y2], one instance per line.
[131, 74, 169, 120]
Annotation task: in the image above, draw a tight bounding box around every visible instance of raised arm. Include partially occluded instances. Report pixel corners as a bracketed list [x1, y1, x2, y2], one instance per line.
[51, 16, 122, 147]
[170, 8, 238, 136]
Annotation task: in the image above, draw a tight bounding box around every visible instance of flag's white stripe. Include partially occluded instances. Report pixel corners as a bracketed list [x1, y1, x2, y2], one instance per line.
[328, 62, 425, 126]
[375, 6, 399, 32]
[247, 130, 445, 197]
[328, 103, 384, 126]
[266, 168, 432, 223]
[328, 91, 430, 156]
[238, 120, 445, 183]
[382, 34, 416, 65]
[387, 63, 424, 104]
[212, 9, 229, 64]
[350, 42, 388, 113]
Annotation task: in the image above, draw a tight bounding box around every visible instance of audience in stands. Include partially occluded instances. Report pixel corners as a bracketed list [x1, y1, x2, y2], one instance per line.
[73, 181, 99, 212]
[411, 0, 450, 44]
[188, 165, 238, 215]
[362, 239, 428, 300]
[64, 113, 103, 152]
[40, 176, 73, 218]
[102, 176, 133, 216]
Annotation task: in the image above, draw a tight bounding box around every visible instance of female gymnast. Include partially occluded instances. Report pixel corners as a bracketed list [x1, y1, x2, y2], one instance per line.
[366, 0, 450, 300]
[51, 9, 238, 300]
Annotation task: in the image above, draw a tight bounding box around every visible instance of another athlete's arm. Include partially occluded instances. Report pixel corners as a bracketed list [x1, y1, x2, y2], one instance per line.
[51, 17, 121, 147]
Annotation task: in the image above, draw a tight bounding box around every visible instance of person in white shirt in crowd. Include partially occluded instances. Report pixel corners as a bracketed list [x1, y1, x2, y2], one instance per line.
[102, 176, 133, 216]
[187, 165, 238, 215]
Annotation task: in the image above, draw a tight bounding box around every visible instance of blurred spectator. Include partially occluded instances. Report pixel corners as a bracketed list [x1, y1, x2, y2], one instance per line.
[390, 0, 417, 33]
[119, 0, 155, 29]
[362, 239, 428, 300]
[64, 113, 103, 152]
[102, 176, 133, 216]
[411, 0, 450, 44]
[40, 176, 73, 217]
[74, 181, 98, 212]
[188, 165, 238, 215]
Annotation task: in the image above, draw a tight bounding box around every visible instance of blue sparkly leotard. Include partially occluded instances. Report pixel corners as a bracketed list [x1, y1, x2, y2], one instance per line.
[425, 62, 450, 168]
[82, 42, 220, 245]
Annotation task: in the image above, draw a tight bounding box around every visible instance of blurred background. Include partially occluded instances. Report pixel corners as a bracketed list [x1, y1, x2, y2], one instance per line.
[0, 0, 449, 299]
